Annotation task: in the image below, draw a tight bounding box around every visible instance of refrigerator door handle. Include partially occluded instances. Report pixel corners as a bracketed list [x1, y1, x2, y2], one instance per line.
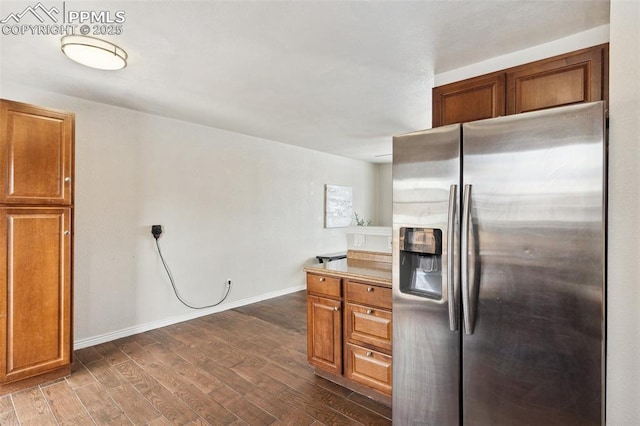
[447, 184, 458, 332]
[461, 184, 476, 335]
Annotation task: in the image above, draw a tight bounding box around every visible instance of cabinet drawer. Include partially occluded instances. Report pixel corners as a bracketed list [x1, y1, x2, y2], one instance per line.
[346, 281, 391, 310]
[307, 273, 341, 299]
[345, 343, 392, 395]
[345, 303, 392, 353]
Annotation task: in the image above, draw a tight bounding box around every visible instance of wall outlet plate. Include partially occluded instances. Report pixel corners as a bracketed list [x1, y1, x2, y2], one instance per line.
[151, 225, 162, 238]
[354, 234, 365, 247]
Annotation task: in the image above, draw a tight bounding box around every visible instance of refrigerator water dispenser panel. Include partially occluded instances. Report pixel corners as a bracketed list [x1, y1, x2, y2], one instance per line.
[399, 227, 442, 254]
[399, 228, 443, 299]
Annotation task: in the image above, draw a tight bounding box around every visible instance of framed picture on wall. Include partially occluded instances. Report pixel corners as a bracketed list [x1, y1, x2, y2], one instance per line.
[325, 184, 353, 228]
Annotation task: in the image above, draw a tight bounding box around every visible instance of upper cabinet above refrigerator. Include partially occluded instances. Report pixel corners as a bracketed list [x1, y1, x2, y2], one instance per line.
[432, 43, 609, 127]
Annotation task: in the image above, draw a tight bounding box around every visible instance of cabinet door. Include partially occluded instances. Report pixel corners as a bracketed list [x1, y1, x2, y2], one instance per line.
[0, 208, 72, 383]
[0, 100, 74, 205]
[506, 44, 608, 114]
[432, 72, 505, 127]
[307, 295, 342, 374]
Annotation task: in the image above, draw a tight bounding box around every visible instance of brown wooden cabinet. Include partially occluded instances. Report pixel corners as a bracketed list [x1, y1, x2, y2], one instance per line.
[306, 273, 342, 374]
[432, 44, 608, 127]
[344, 303, 392, 352]
[306, 271, 392, 405]
[432, 72, 505, 127]
[343, 280, 392, 394]
[345, 343, 392, 395]
[0, 99, 74, 394]
[506, 45, 608, 114]
[307, 294, 342, 374]
[0, 208, 72, 384]
[0, 101, 73, 205]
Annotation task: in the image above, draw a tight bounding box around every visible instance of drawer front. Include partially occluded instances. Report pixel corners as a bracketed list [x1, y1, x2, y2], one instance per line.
[345, 343, 392, 395]
[307, 273, 341, 299]
[346, 281, 392, 310]
[345, 303, 392, 353]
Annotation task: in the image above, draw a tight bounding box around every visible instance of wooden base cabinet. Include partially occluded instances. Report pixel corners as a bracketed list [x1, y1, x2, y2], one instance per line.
[343, 280, 392, 395]
[307, 294, 342, 375]
[0, 99, 74, 394]
[306, 271, 392, 405]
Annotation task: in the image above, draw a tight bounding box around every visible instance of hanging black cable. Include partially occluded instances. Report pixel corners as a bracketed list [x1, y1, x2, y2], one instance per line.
[153, 228, 231, 310]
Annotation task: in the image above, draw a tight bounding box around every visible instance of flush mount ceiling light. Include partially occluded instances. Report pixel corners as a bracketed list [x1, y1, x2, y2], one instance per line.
[60, 35, 127, 70]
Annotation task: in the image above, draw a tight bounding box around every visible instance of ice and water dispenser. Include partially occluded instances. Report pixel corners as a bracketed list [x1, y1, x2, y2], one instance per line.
[399, 227, 443, 300]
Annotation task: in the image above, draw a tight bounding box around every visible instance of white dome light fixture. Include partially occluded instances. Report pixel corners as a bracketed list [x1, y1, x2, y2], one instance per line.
[61, 35, 127, 70]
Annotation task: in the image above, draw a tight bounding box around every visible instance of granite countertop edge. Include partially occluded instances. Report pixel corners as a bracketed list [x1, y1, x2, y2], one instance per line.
[304, 258, 392, 288]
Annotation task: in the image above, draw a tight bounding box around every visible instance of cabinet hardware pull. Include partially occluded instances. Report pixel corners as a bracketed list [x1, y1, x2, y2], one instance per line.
[366, 309, 373, 315]
[367, 287, 374, 292]
[64, 177, 71, 182]
[64, 230, 70, 235]
[366, 351, 373, 357]
[333, 306, 339, 311]
[319, 277, 325, 282]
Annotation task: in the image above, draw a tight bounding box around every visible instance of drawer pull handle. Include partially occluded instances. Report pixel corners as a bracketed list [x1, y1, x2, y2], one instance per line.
[367, 287, 374, 292]
[319, 277, 325, 282]
[366, 351, 373, 357]
[366, 309, 373, 315]
[64, 176, 71, 183]
[333, 306, 339, 312]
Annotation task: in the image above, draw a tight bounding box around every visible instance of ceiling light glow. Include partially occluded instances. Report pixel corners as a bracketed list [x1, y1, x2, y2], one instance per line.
[61, 35, 127, 70]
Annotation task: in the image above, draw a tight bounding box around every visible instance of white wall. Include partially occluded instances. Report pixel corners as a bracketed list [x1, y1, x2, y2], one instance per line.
[376, 163, 392, 226]
[0, 83, 378, 347]
[434, 24, 610, 86]
[607, 1, 640, 422]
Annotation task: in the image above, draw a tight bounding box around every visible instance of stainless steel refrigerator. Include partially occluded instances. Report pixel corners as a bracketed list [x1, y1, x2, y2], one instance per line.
[392, 101, 606, 425]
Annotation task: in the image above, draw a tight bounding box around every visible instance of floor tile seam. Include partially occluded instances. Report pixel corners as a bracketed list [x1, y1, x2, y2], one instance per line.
[344, 394, 392, 421]
[123, 355, 207, 425]
[285, 380, 384, 425]
[6, 393, 21, 425]
[70, 371, 137, 426]
[45, 378, 103, 425]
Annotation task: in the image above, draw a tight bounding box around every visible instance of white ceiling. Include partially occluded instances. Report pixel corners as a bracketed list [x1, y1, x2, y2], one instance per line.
[0, 1, 610, 163]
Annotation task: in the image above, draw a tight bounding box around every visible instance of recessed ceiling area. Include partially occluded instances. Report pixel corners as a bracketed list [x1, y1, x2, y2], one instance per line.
[0, 1, 610, 162]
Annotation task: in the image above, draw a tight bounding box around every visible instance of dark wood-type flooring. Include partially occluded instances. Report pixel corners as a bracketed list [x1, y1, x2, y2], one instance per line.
[0, 290, 392, 425]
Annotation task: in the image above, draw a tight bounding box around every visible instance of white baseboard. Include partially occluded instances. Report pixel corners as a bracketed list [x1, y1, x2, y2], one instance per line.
[73, 285, 306, 350]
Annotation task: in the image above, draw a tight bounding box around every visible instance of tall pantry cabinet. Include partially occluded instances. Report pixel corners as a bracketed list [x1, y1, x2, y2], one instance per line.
[0, 99, 74, 393]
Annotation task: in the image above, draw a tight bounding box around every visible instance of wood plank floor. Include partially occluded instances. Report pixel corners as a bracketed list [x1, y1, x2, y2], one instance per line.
[0, 290, 392, 425]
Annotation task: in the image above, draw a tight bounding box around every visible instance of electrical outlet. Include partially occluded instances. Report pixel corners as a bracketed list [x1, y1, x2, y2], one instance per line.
[388, 236, 393, 250]
[151, 225, 162, 239]
[354, 234, 365, 247]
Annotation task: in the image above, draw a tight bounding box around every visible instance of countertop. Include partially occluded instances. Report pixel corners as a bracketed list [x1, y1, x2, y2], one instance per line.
[304, 257, 392, 287]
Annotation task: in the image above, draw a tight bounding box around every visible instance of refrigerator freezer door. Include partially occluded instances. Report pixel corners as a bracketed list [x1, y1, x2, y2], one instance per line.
[392, 124, 461, 425]
[461, 102, 605, 425]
